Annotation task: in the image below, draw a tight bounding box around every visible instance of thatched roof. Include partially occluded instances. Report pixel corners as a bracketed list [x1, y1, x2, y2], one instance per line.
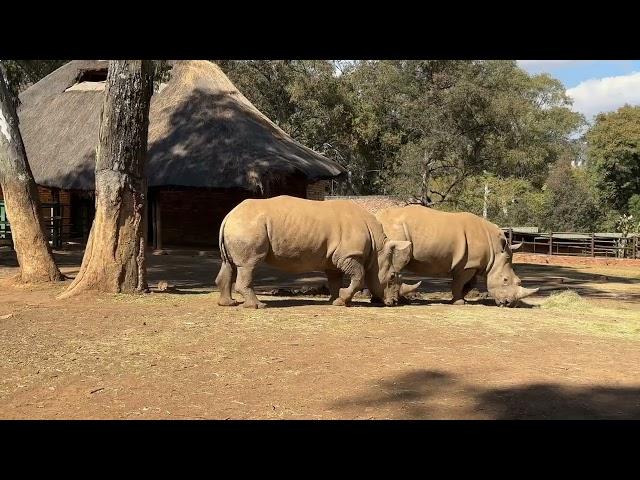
[17, 60, 346, 191]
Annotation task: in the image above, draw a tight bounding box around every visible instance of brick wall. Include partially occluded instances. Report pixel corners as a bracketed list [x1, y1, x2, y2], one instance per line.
[157, 189, 254, 247]
[155, 180, 310, 247]
[306, 180, 329, 200]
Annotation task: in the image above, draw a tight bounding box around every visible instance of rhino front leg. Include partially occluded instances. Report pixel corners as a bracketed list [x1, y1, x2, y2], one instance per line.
[236, 265, 266, 309]
[333, 257, 365, 307]
[461, 274, 478, 299]
[325, 269, 343, 304]
[451, 269, 477, 305]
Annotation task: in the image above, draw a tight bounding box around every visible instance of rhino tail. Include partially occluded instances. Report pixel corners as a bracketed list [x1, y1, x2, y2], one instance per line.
[218, 211, 233, 265]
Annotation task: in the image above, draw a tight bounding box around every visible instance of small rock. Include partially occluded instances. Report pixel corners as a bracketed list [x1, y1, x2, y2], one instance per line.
[0, 314, 13, 320]
[157, 281, 174, 292]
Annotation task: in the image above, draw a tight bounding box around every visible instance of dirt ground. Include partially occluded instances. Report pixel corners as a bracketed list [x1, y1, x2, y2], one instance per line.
[1, 248, 640, 419]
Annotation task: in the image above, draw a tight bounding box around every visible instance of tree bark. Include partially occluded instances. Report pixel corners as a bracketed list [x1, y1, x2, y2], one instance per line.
[59, 61, 153, 298]
[0, 64, 63, 283]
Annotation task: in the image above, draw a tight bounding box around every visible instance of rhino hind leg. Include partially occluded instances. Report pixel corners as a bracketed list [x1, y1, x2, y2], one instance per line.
[451, 269, 477, 305]
[236, 265, 266, 309]
[216, 261, 238, 306]
[325, 269, 343, 303]
[333, 257, 365, 307]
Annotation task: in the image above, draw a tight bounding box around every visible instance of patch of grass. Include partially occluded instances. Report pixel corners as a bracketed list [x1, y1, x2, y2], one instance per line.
[541, 290, 591, 312]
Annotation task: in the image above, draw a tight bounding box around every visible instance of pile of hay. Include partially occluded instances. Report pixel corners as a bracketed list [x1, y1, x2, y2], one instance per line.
[541, 290, 590, 311]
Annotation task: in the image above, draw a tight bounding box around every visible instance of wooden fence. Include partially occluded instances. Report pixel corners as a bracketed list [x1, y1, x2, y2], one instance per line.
[0, 202, 73, 249]
[503, 228, 639, 259]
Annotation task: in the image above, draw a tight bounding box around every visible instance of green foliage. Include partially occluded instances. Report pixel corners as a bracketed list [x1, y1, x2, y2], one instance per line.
[628, 194, 640, 222]
[586, 105, 640, 211]
[539, 161, 610, 232]
[216, 60, 584, 205]
[2, 60, 69, 99]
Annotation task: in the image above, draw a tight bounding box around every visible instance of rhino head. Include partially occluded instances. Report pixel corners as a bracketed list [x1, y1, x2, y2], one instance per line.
[486, 236, 538, 307]
[366, 239, 421, 306]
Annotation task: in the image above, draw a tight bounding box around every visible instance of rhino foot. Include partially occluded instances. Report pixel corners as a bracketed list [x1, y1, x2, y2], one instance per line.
[218, 298, 239, 307]
[243, 301, 267, 309]
[332, 297, 350, 307]
[452, 299, 466, 306]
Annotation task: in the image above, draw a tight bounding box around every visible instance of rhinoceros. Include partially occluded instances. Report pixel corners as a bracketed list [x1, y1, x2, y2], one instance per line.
[376, 205, 538, 307]
[215, 195, 418, 308]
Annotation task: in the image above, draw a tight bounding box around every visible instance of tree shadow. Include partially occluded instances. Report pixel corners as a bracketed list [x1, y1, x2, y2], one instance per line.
[402, 297, 538, 309]
[332, 370, 457, 419]
[257, 298, 381, 308]
[401, 262, 640, 304]
[331, 369, 640, 419]
[474, 383, 640, 420]
[4, 248, 638, 304]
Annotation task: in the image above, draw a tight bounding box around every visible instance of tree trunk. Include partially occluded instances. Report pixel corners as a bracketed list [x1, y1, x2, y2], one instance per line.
[483, 181, 489, 219]
[420, 150, 432, 206]
[0, 64, 63, 283]
[59, 61, 153, 299]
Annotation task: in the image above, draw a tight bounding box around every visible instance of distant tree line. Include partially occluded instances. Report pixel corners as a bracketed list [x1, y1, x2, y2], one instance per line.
[5, 60, 640, 233]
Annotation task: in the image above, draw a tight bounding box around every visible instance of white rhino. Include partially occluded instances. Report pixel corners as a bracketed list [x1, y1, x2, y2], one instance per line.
[216, 196, 418, 308]
[376, 205, 538, 307]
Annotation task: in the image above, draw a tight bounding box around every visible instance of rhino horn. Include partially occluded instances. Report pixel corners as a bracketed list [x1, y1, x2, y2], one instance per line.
[515, 286, 539, 300]
[400, 281, 422, 296]
[510, 242, 524, 251]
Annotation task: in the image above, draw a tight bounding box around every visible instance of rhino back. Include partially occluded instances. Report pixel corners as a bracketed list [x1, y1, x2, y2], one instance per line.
[223, 196, 374, 272]
[378, 205, 493, 275]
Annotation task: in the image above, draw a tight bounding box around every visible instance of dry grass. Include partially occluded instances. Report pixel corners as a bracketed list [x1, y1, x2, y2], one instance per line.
[541, 290, 591, 311]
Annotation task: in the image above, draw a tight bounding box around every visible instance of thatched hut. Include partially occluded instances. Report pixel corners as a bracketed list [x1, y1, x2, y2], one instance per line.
[1, 60, 345, 248]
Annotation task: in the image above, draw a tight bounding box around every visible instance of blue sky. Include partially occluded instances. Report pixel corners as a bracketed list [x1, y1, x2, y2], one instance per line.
[517, 60, 640, 120]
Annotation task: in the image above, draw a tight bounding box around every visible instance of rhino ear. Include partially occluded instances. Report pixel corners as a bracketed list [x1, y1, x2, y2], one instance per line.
[387, 240, 412, 271]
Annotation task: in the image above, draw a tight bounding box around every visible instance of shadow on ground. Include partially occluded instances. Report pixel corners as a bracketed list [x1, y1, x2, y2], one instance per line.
[2, 247, 639, 304]
[332, 369, 640, 419]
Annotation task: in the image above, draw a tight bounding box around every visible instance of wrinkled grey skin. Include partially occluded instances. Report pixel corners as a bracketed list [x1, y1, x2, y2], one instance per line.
[376, 205, 538, 307]
[216, 196, 415, 308]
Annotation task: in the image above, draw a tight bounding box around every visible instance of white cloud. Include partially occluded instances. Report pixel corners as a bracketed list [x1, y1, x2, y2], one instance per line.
[566, 71, 640, 119]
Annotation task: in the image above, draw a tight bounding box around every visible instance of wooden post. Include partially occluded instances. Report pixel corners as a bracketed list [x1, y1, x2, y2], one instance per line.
[548, 232, 553, 256]
[150, 194, 156, 249]
[51, 188, 61, 249]
[154, 195, 162, 251]
[508, 228, 513, 247]
[143, 188, 149, 247]
[591, 233, 595, 258]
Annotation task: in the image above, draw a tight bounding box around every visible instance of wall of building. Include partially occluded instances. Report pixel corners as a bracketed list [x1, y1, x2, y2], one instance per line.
[306, 180, 329, 200]
[156, 189, 254, 247]
[154, 179, 312, 248]
[1, 177, 334, 249]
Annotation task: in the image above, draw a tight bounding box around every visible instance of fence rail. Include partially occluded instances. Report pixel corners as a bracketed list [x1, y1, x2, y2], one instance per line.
[503, 228, 639, 259]
[0, 202, 79, 249]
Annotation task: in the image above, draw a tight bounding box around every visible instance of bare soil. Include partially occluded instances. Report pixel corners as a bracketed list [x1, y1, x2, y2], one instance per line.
[1, 248, 640, 419]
